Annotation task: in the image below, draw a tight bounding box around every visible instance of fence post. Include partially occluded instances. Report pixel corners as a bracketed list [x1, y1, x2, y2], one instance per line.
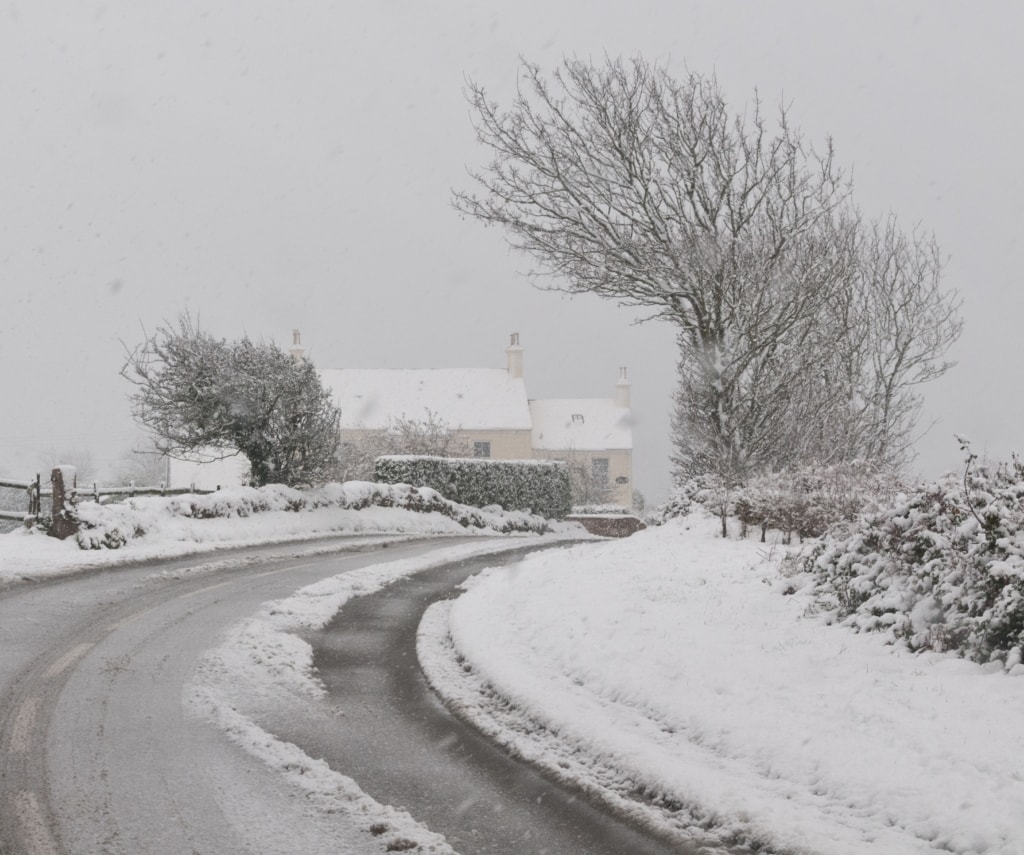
[27, 473, 41, 518]
[50, 466, 79, 540]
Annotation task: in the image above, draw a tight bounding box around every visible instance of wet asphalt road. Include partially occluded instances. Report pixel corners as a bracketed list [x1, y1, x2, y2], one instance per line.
[284, 549, 701, 855]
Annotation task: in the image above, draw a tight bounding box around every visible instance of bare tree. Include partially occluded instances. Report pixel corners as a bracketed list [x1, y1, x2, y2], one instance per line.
[455, 56, 961, 481]
[108, 438, 169, 488]
[338, 411, 473, 482]
[122, 313, 340, 487]
[558, 449, 617, 509]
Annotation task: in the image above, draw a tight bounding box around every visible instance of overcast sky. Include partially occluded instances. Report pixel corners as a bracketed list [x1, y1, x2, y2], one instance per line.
[2, 1, 1021, 504]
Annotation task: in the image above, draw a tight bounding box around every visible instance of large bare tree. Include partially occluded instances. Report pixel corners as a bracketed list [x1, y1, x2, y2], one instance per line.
[454, 56, 961, 481]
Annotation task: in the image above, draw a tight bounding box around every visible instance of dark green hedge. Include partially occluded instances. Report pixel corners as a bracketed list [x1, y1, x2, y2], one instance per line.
[374, 455, 571, 519]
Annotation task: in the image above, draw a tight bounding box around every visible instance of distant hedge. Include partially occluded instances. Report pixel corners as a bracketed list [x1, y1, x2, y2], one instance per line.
[374, 455, 572, 519]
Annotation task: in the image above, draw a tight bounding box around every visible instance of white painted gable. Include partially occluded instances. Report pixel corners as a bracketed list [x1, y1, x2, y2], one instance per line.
[319, 368, 532, 431]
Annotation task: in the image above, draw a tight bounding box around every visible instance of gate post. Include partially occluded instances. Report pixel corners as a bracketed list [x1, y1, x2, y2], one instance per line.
[50, 465, 80, 540]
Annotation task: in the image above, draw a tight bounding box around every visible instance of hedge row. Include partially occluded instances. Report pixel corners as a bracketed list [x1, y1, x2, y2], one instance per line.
[72, 480, 552, 549]
[374, 455, 572, 520]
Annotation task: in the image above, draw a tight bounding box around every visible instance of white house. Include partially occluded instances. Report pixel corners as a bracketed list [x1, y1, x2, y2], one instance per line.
[529, 368, 634, 507]
[318, 334, 635, 507]
[166, 332, 635, 508]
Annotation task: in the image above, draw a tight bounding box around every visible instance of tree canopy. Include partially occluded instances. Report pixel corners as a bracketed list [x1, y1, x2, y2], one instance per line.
[122, 314, 340, 487]
[455, 57, 962, 481]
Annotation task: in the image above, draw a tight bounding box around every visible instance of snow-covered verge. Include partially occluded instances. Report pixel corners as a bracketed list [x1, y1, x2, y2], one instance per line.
[423, 514, 1024, 855]
[0, 481, 563, 585]
[187, 539, 543, 855]
[70, 480, 551, 549]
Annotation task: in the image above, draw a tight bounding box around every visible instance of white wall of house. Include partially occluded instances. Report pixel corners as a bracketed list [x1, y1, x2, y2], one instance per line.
[167, 454, 249, 491]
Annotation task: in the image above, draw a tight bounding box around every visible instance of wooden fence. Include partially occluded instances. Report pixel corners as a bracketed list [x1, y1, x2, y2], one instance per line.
[0, 471, 215, 526]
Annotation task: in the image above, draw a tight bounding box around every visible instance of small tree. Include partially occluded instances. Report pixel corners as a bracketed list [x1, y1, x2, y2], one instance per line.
[122, 313, 340, 487]
[109, 440, 168, 488]
[338, 411, 473, 482]
[557, 449, 617, 508]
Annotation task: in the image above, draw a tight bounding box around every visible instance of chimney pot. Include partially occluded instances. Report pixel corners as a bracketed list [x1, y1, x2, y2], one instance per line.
[506, 332, 524, 379]
[615, 366, 631, 408]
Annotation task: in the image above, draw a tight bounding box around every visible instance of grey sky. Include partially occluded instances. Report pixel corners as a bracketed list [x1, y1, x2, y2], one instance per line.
[1, 1, 1020, 503]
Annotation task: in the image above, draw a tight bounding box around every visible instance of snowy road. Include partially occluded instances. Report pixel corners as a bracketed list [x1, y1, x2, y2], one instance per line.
[0, 537, 472, 855]
[272, 550, 685, 855]
[0, 535, 689, 855]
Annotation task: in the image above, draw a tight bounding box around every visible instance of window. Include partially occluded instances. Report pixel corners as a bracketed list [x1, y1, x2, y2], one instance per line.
[473, 441, 491, 458]
[591, 457, 609, 486]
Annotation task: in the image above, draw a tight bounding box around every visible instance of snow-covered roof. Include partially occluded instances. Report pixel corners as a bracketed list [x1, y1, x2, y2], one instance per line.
[319, 368, 532, 431]
[529, 398, 633, 451]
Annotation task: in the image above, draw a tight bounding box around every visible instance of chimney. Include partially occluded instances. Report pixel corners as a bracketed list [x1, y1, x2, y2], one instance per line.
[290, 329, 306, 362]
[506, 332, 524, 379]
[615, 366, 631, 408]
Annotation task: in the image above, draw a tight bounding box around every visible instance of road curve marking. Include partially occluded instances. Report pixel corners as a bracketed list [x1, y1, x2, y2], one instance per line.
[13, 790, 60, 855]
[43, 642, 95, 679]
[10, 696, 40, 754]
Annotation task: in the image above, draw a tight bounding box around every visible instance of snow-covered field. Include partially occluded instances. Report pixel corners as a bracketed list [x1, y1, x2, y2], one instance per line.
[3, 492, 1022, 854]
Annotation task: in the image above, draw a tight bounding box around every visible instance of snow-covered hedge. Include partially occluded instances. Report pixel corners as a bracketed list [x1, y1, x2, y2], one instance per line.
[805, 455, 1024, 670]
[374, 455, 572, 520]
[659, 463, 903, 542]
[72, 481, 551, 549]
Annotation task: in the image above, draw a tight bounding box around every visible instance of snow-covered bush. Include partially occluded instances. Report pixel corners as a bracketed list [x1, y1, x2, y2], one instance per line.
[571, 504, 630, 515]
[374, 455, 571, 519]
[72, 481, 551, 549]
[656, 474, 730, 523]
[737, 462, 904, 543]
[805, 452, 1024, 669]
[658, 463, 903, 542]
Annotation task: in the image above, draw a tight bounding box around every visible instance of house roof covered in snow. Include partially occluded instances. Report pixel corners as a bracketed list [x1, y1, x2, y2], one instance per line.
[319, 368, 532, 431]
[529, 398, 633, 451]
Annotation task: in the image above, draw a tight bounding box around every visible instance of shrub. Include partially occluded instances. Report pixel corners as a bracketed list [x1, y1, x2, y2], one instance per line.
[805, 448, 1024, 669]
[658, 462, 904, 542]
[374, 455, 572, 519]
[70, 480, 552, 549]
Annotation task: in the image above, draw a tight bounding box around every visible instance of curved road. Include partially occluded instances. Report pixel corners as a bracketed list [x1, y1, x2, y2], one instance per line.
[292, 551, 693, 855]
[0, 536, 712, 854]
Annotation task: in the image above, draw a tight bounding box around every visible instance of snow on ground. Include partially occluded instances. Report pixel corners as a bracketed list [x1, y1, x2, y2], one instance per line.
[0, 481, 552, 585]
[6, 490, 1024, 854]
[421, 514, 1024, 855]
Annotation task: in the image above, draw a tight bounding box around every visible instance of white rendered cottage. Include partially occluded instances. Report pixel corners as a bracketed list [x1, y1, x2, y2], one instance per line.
[167, 333, 635, 508]
[319, 336, 533, 462]
[318, 333, 634, 508]
[529, 368, 634, 508]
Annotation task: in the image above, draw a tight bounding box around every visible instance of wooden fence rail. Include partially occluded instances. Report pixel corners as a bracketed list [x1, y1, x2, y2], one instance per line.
[0, 474, 41, 521]
[0, 471, 215, 526]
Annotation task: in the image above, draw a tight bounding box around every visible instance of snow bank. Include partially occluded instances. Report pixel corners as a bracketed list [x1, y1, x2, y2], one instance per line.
[1, 482, 569, 585]
[426, 514, 1024, 854]
[71, 481, 550, 549]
